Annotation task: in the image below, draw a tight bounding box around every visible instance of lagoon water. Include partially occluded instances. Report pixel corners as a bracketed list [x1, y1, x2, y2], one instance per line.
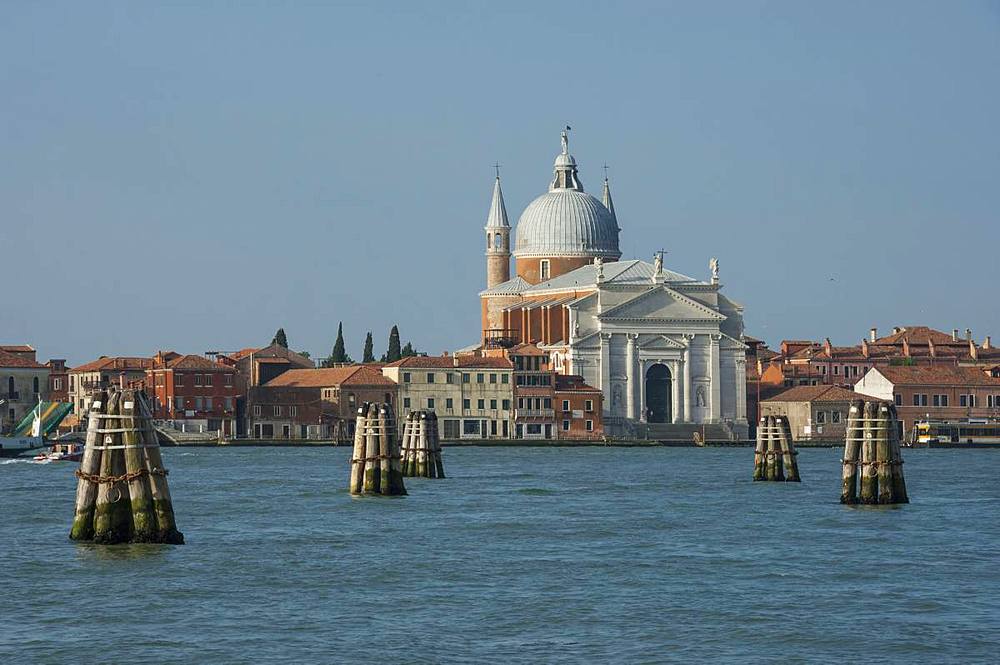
[2, 446, 999, 663]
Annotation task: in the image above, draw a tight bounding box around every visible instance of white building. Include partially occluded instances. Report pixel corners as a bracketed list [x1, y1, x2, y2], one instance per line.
[479, 130, 748, 438]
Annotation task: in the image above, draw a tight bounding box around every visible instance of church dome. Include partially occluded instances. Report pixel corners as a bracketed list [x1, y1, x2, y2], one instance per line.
[514, 190, 620, 258]
[513, 130, 621, 260]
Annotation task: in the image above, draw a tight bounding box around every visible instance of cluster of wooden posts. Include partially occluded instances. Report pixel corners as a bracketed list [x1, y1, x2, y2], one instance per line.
[400, 410, 445, 478]
[840, 399, 909, 505]
[69, 388, 184, 545]
[753, 415, 801, 482]
[348, 402, 407, 496]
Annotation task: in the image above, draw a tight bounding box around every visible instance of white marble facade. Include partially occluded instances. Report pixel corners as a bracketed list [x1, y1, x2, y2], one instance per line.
[542, 259, 747, 434]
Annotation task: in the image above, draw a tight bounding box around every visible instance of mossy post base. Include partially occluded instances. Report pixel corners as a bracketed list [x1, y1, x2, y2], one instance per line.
[753, 415, 797, 482]
[401, 410, 444, 479]
[349, 401, 406, 496]
[839, 399, 908, 505]
[69, 387, 184, 545]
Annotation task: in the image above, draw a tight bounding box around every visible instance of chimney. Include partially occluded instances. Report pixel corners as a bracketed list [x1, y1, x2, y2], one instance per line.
[861, 339, 870, 358]
[892, 326, 902, 334]
[966, 328, 973, 341]
[970, 339, 979, 360]
[928, 338, 936, 358]
[985, 336, 993, 350]
[953, 329, 959, 341]
[823, 337, 832, 356]
[870, 327, 877, 343]
[902, 337, 910, 357]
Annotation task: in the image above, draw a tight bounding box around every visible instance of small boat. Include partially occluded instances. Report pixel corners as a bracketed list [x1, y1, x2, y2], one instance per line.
[33, 441, 84, 463]
[0, 403, 46, 459]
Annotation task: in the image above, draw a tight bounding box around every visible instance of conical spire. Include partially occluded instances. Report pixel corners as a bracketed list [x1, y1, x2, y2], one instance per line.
[485, 172, 509, 229]
[601, 167, 618, 229]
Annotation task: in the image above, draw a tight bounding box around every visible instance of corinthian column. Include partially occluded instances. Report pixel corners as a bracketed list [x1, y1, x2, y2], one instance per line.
[710, 334, 722, 422]
[671, 360, 681, 424]
[683, 340, 692, 422]
[626, 334, 637, 420]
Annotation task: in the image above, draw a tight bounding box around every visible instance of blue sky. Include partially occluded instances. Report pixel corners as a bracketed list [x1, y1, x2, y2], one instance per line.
[2, 1, 998, 365]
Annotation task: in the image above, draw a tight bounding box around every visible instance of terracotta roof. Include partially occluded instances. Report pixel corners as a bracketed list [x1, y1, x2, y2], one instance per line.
[0, 349, 45, 369]
[264, 365, 396, 388]
[384, 356, 512, 369]
[0, 344, 35, 353]
[163, 354, 233, 371]
[764, 385, 862, 403]
[508, 343, 548, 356]
[70, 356, 152, 373]
[874, 326, 960, 345]
[871, 365, 1000, 387]
[228, 347, 260, 360]
[554, 374, 600, 392]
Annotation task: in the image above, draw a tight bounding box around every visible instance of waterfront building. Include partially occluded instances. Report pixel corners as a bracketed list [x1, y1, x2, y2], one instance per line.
[382, 355, 513, 440]
[223, 343, 315, 389]
[250, 365, 397, 440]
[46, 359, 70, 403]
[554, 374, 604, 440]
[146, 352, 240, 436]
[0, 346, 49, 433]
[854, 365, 1000, 435]
[760, 385, 861, 443]
[68, 356, 154, 416]
[478, 130, 747, 439]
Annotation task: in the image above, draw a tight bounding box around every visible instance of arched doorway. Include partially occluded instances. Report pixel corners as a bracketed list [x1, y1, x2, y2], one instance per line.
[645, 363, 672, 423]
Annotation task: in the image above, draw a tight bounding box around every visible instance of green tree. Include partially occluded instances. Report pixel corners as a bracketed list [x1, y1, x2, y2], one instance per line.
[362, 332, 375, 363]
[401, 341, 416, 357]
[298, 351, 311, 359]
[272, 328, 288, 348]
[385, 325, 402, 362]
[325, 322, 352, 365]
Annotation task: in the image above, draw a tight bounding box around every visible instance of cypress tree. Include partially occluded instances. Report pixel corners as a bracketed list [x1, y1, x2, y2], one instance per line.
[386, 325, 402, 362]
[363, 332, 375, 363]
[328, 322, 351, 364]
[401, 341, 416, 357]
[272, 328, 288, 348]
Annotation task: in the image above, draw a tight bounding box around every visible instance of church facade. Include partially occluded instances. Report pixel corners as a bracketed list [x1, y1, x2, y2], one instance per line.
[479, 130, 748, 438]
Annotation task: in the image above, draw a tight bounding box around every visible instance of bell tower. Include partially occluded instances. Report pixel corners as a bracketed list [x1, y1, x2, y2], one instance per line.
[485, 166, 511, 289]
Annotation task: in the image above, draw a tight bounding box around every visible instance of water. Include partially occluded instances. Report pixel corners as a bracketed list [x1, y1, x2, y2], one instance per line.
[2, 447, 999, 663]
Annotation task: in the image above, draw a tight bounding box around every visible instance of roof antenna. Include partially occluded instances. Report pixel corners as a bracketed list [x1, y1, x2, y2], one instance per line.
[493, 162, 501, 179]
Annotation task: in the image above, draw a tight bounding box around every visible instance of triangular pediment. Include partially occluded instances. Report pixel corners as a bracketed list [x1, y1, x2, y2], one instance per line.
[637, 335, 687, 351]
[572, 331, 601, 349]
[599, 286, 725, 322]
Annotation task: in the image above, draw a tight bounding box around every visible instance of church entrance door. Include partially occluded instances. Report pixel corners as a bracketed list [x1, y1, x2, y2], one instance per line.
[645, 363, 672, 423]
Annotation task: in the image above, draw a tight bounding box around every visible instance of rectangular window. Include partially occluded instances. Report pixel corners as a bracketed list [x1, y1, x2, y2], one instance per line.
[490, 399, 497, 410]
[289, 405, 296, 416]
[463, 399, 470, 410]
[894, 394, 902, 406]
[920, 394, 928, 407]
[446, 398, 453, 409]
[427, 373, 435, 383]
[489, 373, 497, 384]
[914, 394, 921, 407]
[540, 259, 550, 280]
[225, 374, 233, 387]
[176, 374, 183, 387]
[501, 374, 509, 384]
[462, 373, 470, 383]
[585, 400, 593, 412]
[403, 397, 411, 409]
[831, 411, 841, 424]
[969, 395, 976, 408]
[816, 411, 826, 424]
[562, 420, 570, 431]
[463, 420, 480, 435]
[960, 395, 967, 407]
[477, 373, 484, 383]
[585, 420, 593, 432]
[543, 398, 551, 409]
[446, 373, 454, 384]
[820, 366, 827, 375]
[204, 374, 213, 387]
[195, 374, 202, 387]
[427, 398, 435, 409]
[195, 397, 203, 410]
[176, 397, 184, 410]
[253, 405, 261, 416]
[502, 399, 510, 410]
[933, 394, 941, 407]
[205, 397, 213, 411]
[526, 424, 542, 435]
[443, 419, 460, 439]
[225, 397, 233, 411]
[54, 378, 62, 390]
[833, 366, 840, 375]
[477, 399, 485, 410]
[273, 405, 280, 416]
[403, 372, 411, 383]
[562, 399, 570, 412]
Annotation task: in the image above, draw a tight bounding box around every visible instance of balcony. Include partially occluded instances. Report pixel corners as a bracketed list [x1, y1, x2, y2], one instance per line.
[483, 328, 519, 349]
[516, 408, 555, 419]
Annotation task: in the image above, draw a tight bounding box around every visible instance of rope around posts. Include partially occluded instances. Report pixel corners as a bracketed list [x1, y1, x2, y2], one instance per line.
[75, 467, 169, 485]
[350, 455, 402, 463]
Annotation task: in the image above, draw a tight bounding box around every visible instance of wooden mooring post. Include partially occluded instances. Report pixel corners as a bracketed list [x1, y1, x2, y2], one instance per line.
[348, 401, 406, 496]
[69, 388, 184, 544]
[839, 399, 908, 505]
[400, 410, 445, 479]
[753, 415, 800, 482]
